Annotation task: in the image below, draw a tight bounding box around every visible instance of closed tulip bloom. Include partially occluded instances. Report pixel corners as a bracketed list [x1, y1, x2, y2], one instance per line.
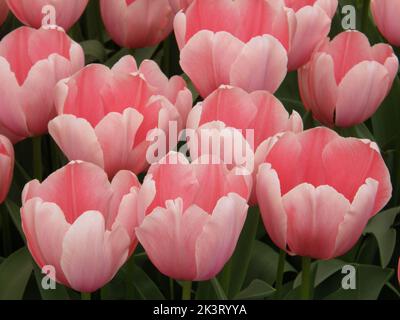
[186, 86, 302, 176]
[100, 0, 176, 48]
[21, 161, 140, 293]
[49, 56, 192, 178]
[0, 0, 9, 26]
[371, 0, 400, 47]
[175, 0, 290, 97]
[284, 0, 338, 70]
[0, 26, 84, 143]
[256, 127, 392, 260]
[6, 0, 88, 30]
[0, 135, 14, 203]
[299, 31, 398, 127]
[135, 152, 251, 281]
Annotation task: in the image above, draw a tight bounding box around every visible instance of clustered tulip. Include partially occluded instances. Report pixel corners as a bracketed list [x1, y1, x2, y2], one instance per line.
[49, 55, 191, 178]
[0, 0, 394, 298]
[0, 26, 84, 143]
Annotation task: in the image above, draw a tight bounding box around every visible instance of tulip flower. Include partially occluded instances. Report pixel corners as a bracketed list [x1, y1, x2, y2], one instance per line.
[6, 0, 88, 31]
[175, 0, 290, 98]
[0, 135, 14, 203]
[49, 56, 192, 178]
[100, 0, 180, 48]
[0, 26, 84, 143]
[371, 0, 400, 47]
[256, 127, 392, 260]
[135, 152, 251, 281]
[21, 161, 140, 293]
[0, 0, 8, 26]
[298, 30, 398, 127]
[284, 0, 338, 70]
[186, 85, 302, 176]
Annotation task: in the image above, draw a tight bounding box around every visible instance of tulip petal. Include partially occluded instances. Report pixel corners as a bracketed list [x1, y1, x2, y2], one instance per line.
[195, 193, 248, 280]
[230, 35, 287, 94]
[335, 61, 390, 127]
[61, 210, 130, 293]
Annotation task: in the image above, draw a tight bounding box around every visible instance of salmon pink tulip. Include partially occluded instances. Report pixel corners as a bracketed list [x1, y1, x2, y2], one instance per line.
[21, 161, 140, 293]
[135, 152, 251, 281]
[298, 30, 398, 127]
[186, 86, 302, 176]
[6, 0, 88, 30]
[284, 0, 338, 70]
[100, 0, 182, 48]
[371, 0, 400, 47]
[256, 127, 392, 259]
[175, 0, 290, 97]
[168, 0, 194, 13]
[0, 135, 14, 203]
[49, 56, 192, 178]
[0, 26, 84, 143]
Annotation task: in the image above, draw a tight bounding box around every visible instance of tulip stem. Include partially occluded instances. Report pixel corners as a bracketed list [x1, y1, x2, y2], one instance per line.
[81, 292, 91, 300]
[274, 249, 286, 299]
[169, 278, 175, 300]
[181, 281, 192, 300]
[301, 257, 312, 300]
[32, 136, 42, 181]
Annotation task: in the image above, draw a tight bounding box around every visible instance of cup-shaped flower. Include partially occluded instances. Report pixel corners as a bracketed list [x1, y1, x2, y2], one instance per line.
[100, 0, 182, 48]
[256, 127, 392, 260]
[284, 0, 338, 70]
[0, 26, 84, 143]
[21, 161, 140, 293]
[298, 30, 398, 127]
[186, 85, 302, 177]
[0, 0, 8, 26]
[0, 135, 14, 203]
[135, 152, 251, 281]
[175, 0, 290, 97]
[48, 56, 192, 178]
[371, 0, 400, 47]
[6, 0, 88, 31]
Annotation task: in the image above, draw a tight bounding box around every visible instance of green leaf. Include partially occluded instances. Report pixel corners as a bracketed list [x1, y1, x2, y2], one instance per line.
[245, 240, 295, 286]
[129, 260, 165, 300]
[134, 46, 159, 65]
[0, 247, 32, 300]
[4, 200, 23, 240]
[324, 264, 393, 300]
[234, 280, 276, 300]
[218, 206, 259, 298]
[364, 207, 400, 267]
[210, 278, 227, 300]
[80, 40, 106, 63]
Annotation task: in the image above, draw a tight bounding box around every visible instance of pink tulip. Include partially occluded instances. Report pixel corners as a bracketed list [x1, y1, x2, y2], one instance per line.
[175, 0, 290, 98]
[0, 135, 14, 203]
[284, 0, 338, 70]
[299, 31, 398, 127]
[256, 127, 392, 260]
[0, 0, 8, 26]
[0, 26, 84, 143]
[49, 56, 192, 178]
[21, 161, 140, 293]
[135, 152, 251, 281]
[100, 0, 177, 48]
[186, 86, 302, 176]
[6, 0, 88, 31]
[371, 0, 400, 47]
